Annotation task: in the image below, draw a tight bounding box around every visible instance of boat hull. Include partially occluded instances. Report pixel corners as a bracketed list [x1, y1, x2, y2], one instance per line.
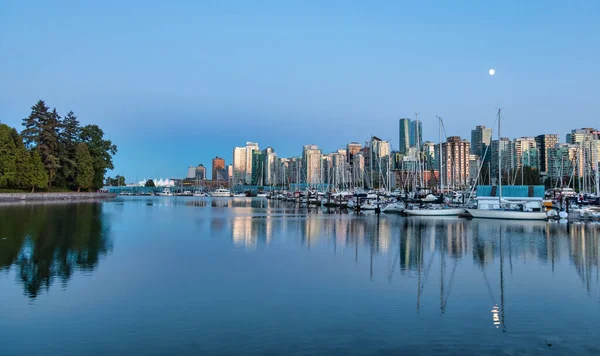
[466, 209, 547, 220]
[404, 208, 464, 216]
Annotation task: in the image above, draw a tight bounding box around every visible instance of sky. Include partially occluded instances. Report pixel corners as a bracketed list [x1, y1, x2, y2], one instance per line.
[1, 0, 599, 181]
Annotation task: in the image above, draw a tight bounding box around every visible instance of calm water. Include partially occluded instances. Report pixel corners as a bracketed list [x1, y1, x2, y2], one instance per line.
[1, 197, 599, 355]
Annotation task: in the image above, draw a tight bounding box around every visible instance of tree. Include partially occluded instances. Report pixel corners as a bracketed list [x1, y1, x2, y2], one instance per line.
[10, 128, 31, 189]
[0, 124, 17, 188]
[56, 111, 81, 189]
[75, 143, 94, 192]
[21, 100, 50, 148]
[145, 179, 155, 187]
[80, 125, 117, 190]
[29, 150, 48, 192]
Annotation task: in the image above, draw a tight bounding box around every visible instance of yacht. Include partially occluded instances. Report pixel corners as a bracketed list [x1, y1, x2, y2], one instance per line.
[210, 188, 231, 197]
[157, 187, 173, 196]
[193, 191, 207, 197]
[256, 193, 267, 198]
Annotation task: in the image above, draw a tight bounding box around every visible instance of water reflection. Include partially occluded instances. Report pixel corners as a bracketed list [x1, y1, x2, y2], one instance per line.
[0, 203, 111, 298]
[228, 214, 600, 320]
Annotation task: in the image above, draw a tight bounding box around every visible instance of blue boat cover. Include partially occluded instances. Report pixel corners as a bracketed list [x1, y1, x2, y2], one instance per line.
[476, 185, 545, 198]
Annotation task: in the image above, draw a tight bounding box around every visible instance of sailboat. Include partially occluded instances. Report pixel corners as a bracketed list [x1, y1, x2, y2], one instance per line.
[403, 116, 465, 217]
[467, 109, 547, 220]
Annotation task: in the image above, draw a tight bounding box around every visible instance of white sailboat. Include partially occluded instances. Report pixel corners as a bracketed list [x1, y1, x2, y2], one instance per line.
[403, 116, 464, 217]
[467, 109, 547, 220]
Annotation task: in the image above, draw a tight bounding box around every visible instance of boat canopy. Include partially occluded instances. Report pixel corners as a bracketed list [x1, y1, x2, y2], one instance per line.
[476, 185, 545, 198]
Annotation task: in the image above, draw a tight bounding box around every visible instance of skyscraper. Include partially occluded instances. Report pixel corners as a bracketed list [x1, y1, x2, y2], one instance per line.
[232, 142, 260, 185]
[441, 136, 471, 189]
[470, 125, 492, 160]
[490, 137, 513, 180]
[512, 137, 539, 170]
[399, 118, 422, 154]
[212, 156, 225, 180]
[535, 134, 559, 173]
[302, 145, 322, 185]
[195, 164, 206, 180]
[346, 142, 362, 164]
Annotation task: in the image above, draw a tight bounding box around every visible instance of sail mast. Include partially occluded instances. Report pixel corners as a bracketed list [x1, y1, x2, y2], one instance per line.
[498, 109, 502, 203]
[438, 116, 443, 194]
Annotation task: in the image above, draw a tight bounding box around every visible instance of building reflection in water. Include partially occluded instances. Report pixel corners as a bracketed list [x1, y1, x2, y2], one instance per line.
[228, 213, 600, 326]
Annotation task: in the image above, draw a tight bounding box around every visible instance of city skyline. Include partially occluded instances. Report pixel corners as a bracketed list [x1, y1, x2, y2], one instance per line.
[1, 1, 599, 179]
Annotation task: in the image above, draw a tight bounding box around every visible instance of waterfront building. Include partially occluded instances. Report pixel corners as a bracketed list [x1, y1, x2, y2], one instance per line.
[212, 157, 225, 180]
[490, 137, 513, 181]
[195, 164, 206, 180]
[441, 136, 471, 189]
[548, 143, 578, 186]
[512, 137, 539, 171]
[346, 142, 362, 164]
[399, 118, 423, 155]
[233, 142, 259, 185]
[470, 125, 492, 162]
[566, 128, 600, 179]
[186, 166, 196, 179]
[227, 165, 233, 181]
[366, 136, 391, 189]
[302, 145, 322, 185]
[469, 154, 480, 185]
[351, 153, 365, 187]
[535, 134, 559, 174]
[422, 141, 437, 170]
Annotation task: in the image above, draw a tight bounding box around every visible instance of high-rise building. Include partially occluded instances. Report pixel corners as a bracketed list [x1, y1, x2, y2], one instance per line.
[302, 145, 322, 185]
[367, 136, 391, 188]
[195, 164, 206, 180]
[512, 137, 539, 170]
[535, 134, 559, 174]
[186, 166, 196, 179]
[548, 143, 578, 185]
[422, 141, 437, 170]
[490, 137, 513, 180]
[212, 156, 225, 180]
[441, 136, 471, 189]
[399, 118, 423, 154]
[470, 125, 493, 160]
[263, 147, 278, 186]
[346, 142, 362, 163]
[232, 142, 259, 185]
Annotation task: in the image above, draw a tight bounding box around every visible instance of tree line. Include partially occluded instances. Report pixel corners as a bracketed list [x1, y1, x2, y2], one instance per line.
[0, 100, 117, 192]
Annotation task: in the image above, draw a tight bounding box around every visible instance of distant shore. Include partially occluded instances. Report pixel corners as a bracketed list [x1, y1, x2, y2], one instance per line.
[0, 192, 117, 202]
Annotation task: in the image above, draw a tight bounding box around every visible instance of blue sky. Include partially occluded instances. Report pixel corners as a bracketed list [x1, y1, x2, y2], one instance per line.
[1, 0, 598, 181]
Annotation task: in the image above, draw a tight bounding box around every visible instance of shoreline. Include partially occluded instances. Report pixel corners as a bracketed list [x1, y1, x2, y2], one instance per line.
[0, 192, 117, 203]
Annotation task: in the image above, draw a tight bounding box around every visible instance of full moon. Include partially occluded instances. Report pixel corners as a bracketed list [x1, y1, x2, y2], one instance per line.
[489, 69, 496, 76]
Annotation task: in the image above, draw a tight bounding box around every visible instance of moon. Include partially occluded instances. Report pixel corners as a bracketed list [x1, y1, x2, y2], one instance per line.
[489, 69, 496, 76]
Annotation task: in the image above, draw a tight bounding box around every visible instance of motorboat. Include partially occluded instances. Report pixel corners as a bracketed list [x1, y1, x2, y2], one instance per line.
[157, 188, 173, 196]
[210, 188, 232, 197]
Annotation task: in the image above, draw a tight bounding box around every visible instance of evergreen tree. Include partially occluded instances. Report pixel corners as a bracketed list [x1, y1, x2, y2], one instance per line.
[145, 179, 155, 187]
[75, 143, 94, 192]
[21, 100, 50, 148]
[37, 108, 61, 187]
[56, 111, 81, 189]
[0, 124, 17, 188]
[29, 150, 48, 192]
[80, 125, 117, 190]
[10, 128, 31, 188]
